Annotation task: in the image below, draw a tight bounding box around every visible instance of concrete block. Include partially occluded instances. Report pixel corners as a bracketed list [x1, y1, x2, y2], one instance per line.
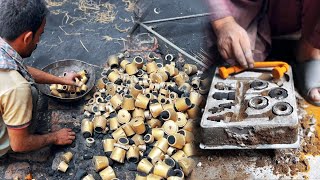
[200, 67, 299, 149]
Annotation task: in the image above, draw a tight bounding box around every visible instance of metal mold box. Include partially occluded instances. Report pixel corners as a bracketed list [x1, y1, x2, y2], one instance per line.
[200, 67, 299, 149]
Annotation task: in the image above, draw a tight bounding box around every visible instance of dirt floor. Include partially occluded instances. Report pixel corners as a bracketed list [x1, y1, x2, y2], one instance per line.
[0, 0, 320, 179]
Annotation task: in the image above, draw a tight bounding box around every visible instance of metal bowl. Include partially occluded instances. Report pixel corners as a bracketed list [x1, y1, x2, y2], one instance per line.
[38, 59, 96, 102]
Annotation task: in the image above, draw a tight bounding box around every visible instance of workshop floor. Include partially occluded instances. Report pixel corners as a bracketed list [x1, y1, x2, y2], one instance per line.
[0, 0, 319, 179]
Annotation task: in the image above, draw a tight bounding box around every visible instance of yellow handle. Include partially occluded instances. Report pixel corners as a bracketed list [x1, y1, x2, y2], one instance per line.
[218, 61, 289, 79]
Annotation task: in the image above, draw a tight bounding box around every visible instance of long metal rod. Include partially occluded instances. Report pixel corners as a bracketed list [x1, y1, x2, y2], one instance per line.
[138, 22, 210, 68]
[142, 12, 212, 24]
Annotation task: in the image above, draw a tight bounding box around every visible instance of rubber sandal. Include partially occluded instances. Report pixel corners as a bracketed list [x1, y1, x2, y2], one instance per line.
[294, 60, 320, 106]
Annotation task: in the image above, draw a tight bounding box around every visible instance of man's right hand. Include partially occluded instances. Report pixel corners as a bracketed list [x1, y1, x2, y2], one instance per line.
[53, 128, 76, 145]
[212, 16, 254, 68]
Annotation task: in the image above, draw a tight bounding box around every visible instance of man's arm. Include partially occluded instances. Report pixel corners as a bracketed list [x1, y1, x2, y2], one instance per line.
[7, 127, 75, 152]
[27, 66, 80, 85]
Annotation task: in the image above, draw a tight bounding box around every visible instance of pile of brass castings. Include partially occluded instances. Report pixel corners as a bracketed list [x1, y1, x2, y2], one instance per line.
[81, 52, 210, 180]
[49, 70, 89, 98]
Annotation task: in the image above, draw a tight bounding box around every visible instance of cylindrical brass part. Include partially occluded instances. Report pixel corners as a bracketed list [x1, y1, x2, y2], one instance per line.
[146, 174, 164, 180]
[144, 110, 152, 120]
[166, 147, 177, 156]
[186, 104, 200, 120]
[97, 77, 106, 89]
[132, 108, 145, 119]
[117, 109, 131, 124]
[126, 63, 139, 75]
[111, 128, 126, 141]
[131, 84, 143, 98]
[62, 151, 73, 163]
[173, 73, 186, 86]
[62, 85, 68, 91]
[145, 93, 155, 100]
[133, 56, 144, 69]
[126, 145, 140, 163]
[109, 117, 120, 130]
[160, 109, 177, 122]
[103, 138, 116, 153]
[110, 94, 123, 110]
[154, 161, 172, 178]
[148, 147, 164, 164]
[114, 143, 130, 150]
[110, 147, 126, 163]
[199, 85, 210, 95]
[165, 64, 179, 77]
[122, 123, 135, 137]
[99, 166, 116, 180]
[177, 129, 194, 143]
[83, 174, 95, 180]
[135, 173, 147, 180]
[147, 118, 162, 128]
[106, 83, 116, 96]
[162, 120, 178, 135]
[57, 84, 64, 92]
[80, 84, 88, 94]
[183, 143, 196, 157]
[120, 59, 130, 69]
[144, 134, 155, 144]
[122, 95, 135, 111]
[159, 89, 169, 97]
[152, 128, 165, 141]
[158, 95, 168, 105]
[178, 157, 196, 177]
[154, 138, 169, 153]
[191, 77, 200, 90]
[176, 112, 187, 127]
[135, 94, 150, 109]
[174, 98, 192, 112]
[146, 61, 158, 74]
[149, 103, 163, 118]
[78, 70, 88, 77]
[164, 157, 176, 168]
[179, 83, 192, 93]
[131, 118, 146, 135]
[93, 156, 109, 172]
[131, 134, 145, 146]
[183, 120, 194, 132]
[167, 133, 186, 149]
[98, 102, 106, 112]
[108, 70, 121, 83]
[137, 158, 153, 174]
[94, 116, 107, 133]
[108, 55, 119, 69]
[162, 104, 175, 111]
[86, 137, 95, 147]
[138, 144, 147, 152]
[118, 137, 129, 145]
[183, 64, 198, 75]
[81, 75, 88, 84]
[189, 91, 203, 106]
[70, 92, 77, 98]
[200, 76, 211, 87]
[50, 84, 57, 91]
[57, 161, 68, 172]
[171, 150, 187, 162]
[81, 119, 93, 138]
[51, 89, 62, 97]
[83, 111, 91, 119]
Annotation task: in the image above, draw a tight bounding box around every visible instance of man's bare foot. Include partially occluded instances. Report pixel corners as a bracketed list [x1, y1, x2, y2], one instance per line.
[296, 39, 320, 104]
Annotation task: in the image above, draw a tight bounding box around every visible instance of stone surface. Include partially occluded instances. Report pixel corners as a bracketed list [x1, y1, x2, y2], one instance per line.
[4, 162, 30, 179]
[201, 68, 299, 149]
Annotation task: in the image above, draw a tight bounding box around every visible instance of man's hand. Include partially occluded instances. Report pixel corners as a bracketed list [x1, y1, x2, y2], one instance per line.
[212, 16, 254, 68]
[53, 128, 76, 145]
[61, 72, 81, 86]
